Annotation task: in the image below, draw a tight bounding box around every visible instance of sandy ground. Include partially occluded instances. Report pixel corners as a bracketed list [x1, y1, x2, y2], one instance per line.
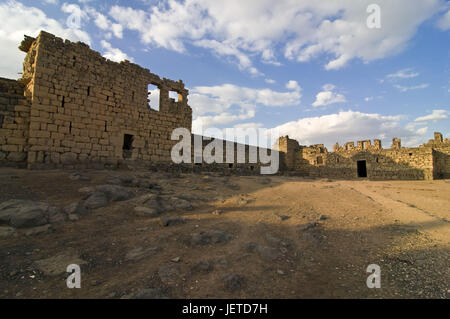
[0, 167, 448, 299]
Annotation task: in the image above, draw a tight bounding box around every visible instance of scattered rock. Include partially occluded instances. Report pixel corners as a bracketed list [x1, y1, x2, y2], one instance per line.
[47, 206, 67, 225]
[25, 224, 53, 236]
[35, 253, 86, 276]
[81, 185, 135, 209]
[160, 216, 186, 227]
[300, 222, 318, 231]
[277, 270, 285, 275]
[83, 192, 108, 209]
[259, 177, 271, 185]
[134, 206, 160, 217]
[158, 265, 181, 284]
[212, 209, 223, 215]
[319, 215, 328, 220]
[0, 200, 64, 228]
[191, 230, 231, 245]
[245, 241, 283, 261]
[64, 202, 87, 215]
[191, 261, 213, 273]
[166, 197, 193, 211]
[222, 274, 246, 292]
[256, 245, 282, 261]
[277, 214, 290, 221]
[68, 214, 79, 221]
[171, 257, 181, 263]
[0, 226, 15, 238]
[125, 247, 159, 261]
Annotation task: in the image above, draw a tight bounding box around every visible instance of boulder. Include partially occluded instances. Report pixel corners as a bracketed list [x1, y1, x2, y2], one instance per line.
[160, 216, 186, 227]
[35, 253, 87, 276]
[81, 185, 135, 209]
[0, 200, 58, 228]
[191, 230, 231, 245]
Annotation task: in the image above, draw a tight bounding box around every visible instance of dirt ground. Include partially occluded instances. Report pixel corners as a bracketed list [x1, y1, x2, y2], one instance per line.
[0, 167, 448, 299]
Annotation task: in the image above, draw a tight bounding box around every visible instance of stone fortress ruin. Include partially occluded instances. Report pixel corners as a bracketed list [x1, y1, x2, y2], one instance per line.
[0, 31, 449, 180]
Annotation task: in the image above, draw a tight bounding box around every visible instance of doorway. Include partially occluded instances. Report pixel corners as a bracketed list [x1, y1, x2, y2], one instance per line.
[123, 134, 134, 159]
[357, 160, 367, 178]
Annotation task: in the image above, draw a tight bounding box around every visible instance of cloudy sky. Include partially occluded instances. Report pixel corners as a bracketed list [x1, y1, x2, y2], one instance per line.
[0, 0, 449, 149]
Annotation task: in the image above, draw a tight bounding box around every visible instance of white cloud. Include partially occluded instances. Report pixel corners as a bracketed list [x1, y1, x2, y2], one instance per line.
[394, 83, 429, 92]
[265, 78, 276, 84]
[312, 84, 346, 107]
[190, 83, 302, 133]
[100, 40, 133, 62]
[44, 0, 59, 4]
[84, 6, 123, 38]
[271, 110, 421, 149]
[285, 80, 301, 91]
[414, 109, 449, 122]
[194, 39, 262, 75]
[387, 68, 420, 79]
[416, 126, 428, 135]
[233, 122, 264, 129]
[437, 9, 450, 30]
[0, 0, 91, 79]
[365, 97, 373, 102]
[108, 0, 443, 73]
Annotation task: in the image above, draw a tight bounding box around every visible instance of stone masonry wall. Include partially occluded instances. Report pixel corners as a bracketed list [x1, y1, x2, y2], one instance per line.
[0, 78, 31, 167]
[189, 134, 279, 174]
[421, 132, 450, 179]
[277, 134, 449, 180]
[23, 31, 192, 169]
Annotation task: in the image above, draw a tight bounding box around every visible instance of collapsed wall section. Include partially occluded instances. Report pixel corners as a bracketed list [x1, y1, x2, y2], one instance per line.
[277, 135, 441, 180]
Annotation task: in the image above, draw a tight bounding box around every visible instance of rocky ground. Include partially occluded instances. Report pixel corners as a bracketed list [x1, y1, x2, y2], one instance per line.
[0, 167, 448, 299]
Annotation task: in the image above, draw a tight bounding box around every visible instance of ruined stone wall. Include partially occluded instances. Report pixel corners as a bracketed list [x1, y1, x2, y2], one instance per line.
[278, 135, 441, 180]
[0, 78, 31, 167]
[189, 134, 280, 174]
[315, 147, 434, 180]
[421, 133, 450, 179]
[22, 31, 192, 169]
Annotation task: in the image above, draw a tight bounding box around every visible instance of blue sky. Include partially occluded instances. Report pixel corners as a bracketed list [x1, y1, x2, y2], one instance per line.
[0, 0, 449, 149]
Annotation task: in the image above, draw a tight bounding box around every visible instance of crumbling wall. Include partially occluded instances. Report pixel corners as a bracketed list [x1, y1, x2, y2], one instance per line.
[421, 132, 450, 179]
[22, 31, 192, 169]
[189, 134, 279, 174]
[0, 78, 31, 167]
[278, 135, 440, 180]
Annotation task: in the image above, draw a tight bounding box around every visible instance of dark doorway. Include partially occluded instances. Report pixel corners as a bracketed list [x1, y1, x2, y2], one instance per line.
[357, 160, 367, 178]
[123, 134, 134, 158]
